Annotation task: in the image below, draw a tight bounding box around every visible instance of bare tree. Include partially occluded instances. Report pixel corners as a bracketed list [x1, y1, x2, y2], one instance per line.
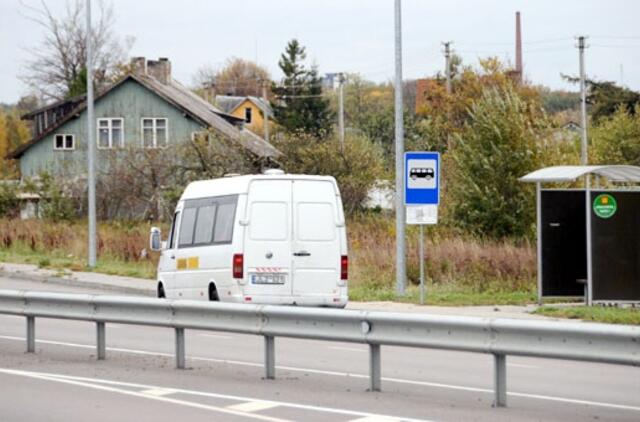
[20, 0, 133, 101]
[193, 58, 271, 97]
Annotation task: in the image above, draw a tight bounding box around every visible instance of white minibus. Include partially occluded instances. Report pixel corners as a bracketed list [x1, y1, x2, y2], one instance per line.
[150, 170, 348, 307]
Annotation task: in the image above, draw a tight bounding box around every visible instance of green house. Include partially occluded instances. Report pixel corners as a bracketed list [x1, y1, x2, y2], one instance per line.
[9, 57, 279, 179]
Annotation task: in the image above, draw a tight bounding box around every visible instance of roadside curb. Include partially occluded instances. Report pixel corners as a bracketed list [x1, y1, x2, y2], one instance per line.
[0, 269, 155, 297]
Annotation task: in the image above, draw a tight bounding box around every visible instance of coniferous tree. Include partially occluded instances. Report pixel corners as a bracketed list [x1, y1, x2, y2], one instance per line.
[272, 39, 333, 137]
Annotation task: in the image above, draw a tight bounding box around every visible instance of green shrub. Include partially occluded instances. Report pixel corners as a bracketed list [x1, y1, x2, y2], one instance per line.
[274, 133, 385, 213]
[449, 86, 544, 239]
[0, 183, 19, 218]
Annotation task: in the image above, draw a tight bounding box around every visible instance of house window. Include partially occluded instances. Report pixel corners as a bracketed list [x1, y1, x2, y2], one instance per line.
[53, 134, 74, 151]
[97, 118, 124, 149]
[142, 118, 168, 148]
[244, 107, 252, 123]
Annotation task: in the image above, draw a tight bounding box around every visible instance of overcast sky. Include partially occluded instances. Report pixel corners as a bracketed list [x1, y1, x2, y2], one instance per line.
[1, 0, 639, 103]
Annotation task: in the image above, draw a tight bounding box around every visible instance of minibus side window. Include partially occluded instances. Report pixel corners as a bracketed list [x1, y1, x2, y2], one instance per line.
[168, 211, 180, 249]
[178, 207, 197, 247]
[193, 204, 217, 245]
[214, 202, 236, 243]
[178, 195, 238, 248]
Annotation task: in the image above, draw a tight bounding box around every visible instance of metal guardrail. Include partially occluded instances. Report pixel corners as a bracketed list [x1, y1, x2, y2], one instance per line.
[0, 289, 638, 408]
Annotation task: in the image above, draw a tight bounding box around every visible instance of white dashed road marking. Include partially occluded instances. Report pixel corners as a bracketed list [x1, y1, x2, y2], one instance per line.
[227, 401, 281, 413]
[141, 388, 177, 396]
[0, 334, 638, 413]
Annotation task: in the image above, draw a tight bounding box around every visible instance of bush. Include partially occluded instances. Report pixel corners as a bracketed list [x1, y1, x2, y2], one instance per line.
[591, 105, 640, 166]
[0, 183, 19, 218]
[23, 172, 79, 222]
[449, 86, 544, 239]
[273, 133, 385, 213]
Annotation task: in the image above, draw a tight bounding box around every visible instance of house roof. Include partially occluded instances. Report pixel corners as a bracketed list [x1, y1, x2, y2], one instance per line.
[9, 75, 280, 159]
[21, 94, 86, 119]
[215, 95, 273, 117]
[520, 165, 640, 184]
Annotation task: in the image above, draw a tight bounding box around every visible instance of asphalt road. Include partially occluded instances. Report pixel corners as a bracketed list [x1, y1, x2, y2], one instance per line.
[1, 277, 639, 421]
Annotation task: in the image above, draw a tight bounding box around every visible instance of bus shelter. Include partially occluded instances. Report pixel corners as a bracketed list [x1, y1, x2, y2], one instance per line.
[520, 165, 640, 305]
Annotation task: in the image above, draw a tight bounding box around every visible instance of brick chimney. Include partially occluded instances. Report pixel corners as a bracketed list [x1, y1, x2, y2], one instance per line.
[203, 82, 216, 104]
[131, 57, 146, 76]
[515, 11, 523, 84]
[147, 58, 172, 84]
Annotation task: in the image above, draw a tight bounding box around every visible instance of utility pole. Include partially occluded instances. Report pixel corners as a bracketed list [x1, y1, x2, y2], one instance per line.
[443, 41, 452, 94]
[337, 72, 345, 150]
[261, 80, 270, 142]
[578, 36, 588, 165]
[86, 0, 97, 267]
[394, 0, 406, 296]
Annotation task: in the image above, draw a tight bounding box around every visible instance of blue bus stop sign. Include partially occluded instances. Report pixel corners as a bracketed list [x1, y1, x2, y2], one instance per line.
[404, 151, 440, 205]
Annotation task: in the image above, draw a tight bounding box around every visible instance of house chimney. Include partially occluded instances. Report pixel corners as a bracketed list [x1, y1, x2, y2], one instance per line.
[131, 57, 146, 76]
[203, 82, 216, 104]
[515, 11, 523, 84]
[147, 58, 172, 84]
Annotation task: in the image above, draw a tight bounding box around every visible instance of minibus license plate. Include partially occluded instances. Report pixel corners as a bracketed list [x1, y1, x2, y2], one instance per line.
[251, 273, 286, 285]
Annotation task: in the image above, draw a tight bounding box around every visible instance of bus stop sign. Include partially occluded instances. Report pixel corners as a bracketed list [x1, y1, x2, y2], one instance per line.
[405, 151, 440, 205]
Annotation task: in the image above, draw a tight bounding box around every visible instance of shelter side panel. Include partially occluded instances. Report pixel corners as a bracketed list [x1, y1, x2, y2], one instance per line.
[541, 190, 586, 297]
[592, 191, 640, 301]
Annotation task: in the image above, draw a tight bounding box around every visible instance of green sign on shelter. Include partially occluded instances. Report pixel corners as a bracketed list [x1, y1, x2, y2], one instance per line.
[593, 194, 617, 219]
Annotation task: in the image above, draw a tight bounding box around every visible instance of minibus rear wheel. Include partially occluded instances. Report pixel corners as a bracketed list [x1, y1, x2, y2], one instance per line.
[157, 283, 166, 299]
[208, 283, 220, 301]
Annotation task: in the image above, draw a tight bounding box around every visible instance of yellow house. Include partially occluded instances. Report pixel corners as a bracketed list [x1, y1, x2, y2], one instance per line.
[214, 95, 273, 136]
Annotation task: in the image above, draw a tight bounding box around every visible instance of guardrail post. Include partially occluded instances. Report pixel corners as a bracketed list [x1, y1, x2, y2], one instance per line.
[175, 328, 185, 369]
[96, 322, 106, 360]
[264, 335, 275, 380]
[369, 344, 381, 392]
[493, 353, 507, 407]
[26, 316, 35, 353]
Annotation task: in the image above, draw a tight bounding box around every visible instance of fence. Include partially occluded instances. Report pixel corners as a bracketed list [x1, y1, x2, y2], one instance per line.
[0, 289, 638, 408]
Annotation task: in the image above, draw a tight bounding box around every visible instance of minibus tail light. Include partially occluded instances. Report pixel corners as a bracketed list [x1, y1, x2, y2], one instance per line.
[233, 254, 244, 279]
[340, 255, 348, 281]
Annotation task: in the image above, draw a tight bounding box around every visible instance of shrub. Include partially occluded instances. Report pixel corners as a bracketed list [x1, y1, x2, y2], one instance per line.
[0, 183, 19, 218]
[449, 86, 544, 239]
[591, 105, 640, 166]
[274, 133, 385, 213]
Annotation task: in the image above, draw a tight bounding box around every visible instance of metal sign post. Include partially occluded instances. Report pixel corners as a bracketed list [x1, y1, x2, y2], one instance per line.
[405, 152, 440, 304]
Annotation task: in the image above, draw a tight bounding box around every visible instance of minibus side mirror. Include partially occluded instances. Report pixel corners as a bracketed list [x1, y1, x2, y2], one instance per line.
[150, 227, 162, 251]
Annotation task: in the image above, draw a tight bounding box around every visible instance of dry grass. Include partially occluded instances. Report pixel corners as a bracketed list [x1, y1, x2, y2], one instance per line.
[0, 216, 537, 303]
[0, 219, 164, 277]
[349, 214, 536, 293]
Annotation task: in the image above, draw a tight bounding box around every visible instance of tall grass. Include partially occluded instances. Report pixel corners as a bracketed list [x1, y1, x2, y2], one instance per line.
[349, 214, 535, 294]
[0, 216, 536, 301]
[0, 219, 163, 278]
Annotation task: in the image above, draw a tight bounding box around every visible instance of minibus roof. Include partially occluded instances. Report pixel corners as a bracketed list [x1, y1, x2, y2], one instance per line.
[180, 174, 339, 201]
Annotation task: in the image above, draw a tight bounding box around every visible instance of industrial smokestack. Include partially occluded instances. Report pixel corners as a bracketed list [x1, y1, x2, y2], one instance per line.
[515, 11, 523, 83]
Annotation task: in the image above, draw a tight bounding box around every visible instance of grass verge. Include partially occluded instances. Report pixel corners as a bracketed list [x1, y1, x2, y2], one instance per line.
[0, 247, 156, 280]
[533, 306, 640, 325]
[349, 284, 537, 306]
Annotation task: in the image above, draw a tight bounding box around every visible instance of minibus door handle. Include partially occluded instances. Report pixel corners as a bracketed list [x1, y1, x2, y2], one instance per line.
[293, 251, 311, 257]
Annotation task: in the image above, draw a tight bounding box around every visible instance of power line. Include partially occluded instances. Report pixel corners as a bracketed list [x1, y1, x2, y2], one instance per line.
[591, 35, 640, 40]
[590, 44, 640, 48]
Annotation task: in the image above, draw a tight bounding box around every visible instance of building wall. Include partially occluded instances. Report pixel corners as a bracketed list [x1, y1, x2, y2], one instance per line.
[228, 99, 267, 135]
[20, 79, 206, 178]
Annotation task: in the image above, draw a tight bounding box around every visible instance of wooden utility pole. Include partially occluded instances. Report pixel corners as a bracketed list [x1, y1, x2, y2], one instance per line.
[578, 36, 588, 165]
[337, 73, 345, 150]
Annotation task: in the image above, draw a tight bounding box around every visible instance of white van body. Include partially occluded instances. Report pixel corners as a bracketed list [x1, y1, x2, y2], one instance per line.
[156, 171, 348, 307]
